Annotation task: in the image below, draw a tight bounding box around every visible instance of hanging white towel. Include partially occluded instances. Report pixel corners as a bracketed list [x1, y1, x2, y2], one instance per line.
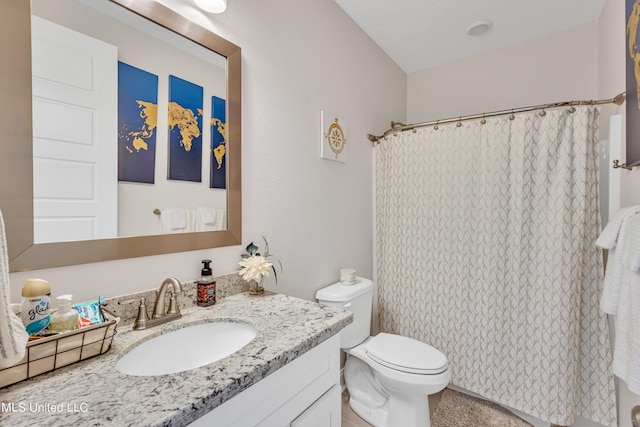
[0, 209, 28, 368]
[609, 213, 640, 394]
[596, 205, 640, 249]
[596, 207, 640, 314]
[159, 208, 196, 233]
[621, 214, 640, 273]
[195, 207, 226, 231]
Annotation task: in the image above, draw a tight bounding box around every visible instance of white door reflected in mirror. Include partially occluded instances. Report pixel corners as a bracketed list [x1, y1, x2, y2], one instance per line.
[32, 16, 118, 243]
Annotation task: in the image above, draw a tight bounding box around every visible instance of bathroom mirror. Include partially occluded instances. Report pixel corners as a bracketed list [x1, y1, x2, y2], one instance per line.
[0, 0, 242, 271]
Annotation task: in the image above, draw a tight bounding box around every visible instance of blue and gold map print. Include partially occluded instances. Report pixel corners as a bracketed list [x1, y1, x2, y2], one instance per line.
[168, 75, 203, 182]
[210, 96, 226, 189]
[117, 62, 158, 184]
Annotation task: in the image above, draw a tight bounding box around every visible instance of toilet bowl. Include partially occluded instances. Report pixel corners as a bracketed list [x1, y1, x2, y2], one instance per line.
[316, 277, 450, 427]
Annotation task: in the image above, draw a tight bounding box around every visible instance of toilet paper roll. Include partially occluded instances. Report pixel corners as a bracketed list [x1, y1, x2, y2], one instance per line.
[340, 268, 356, 285]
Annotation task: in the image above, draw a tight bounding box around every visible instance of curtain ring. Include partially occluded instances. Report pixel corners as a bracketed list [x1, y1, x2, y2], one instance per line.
[569, 101, 576, 113]
[412, 128, 417, 133]
[539, 108, 546, 117]
[456, 117, 462, 127]
[480, 113, 486, 125]
[509, 110, 515, 120]
[434, 120, 439, 131]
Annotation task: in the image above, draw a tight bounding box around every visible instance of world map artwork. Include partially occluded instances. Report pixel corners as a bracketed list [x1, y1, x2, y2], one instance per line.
[210, 96, 226, 189]
[124, 101, 157, 152]
[168, 101, 201, 152]
[168, 75, 203, 182]
[117, 62, 158, 184]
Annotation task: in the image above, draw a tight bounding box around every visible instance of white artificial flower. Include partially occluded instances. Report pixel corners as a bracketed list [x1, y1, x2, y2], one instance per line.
[238, 255, 273, 282]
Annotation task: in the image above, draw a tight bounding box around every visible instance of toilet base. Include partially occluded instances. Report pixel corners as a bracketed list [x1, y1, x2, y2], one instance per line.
[345, 351, 438, 427]
[348, 395, 389, 427]
[349, 393, 432, 427]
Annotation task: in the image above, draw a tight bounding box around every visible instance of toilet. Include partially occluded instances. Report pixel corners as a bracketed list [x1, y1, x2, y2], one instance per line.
[316, 277, 450, 427]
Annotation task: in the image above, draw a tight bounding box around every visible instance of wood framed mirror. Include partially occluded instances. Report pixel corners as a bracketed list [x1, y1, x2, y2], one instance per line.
[0, 0, 241, 272]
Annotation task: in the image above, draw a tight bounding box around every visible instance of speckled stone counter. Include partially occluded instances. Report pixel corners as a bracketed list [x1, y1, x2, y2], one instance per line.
[0, 292, 352, 427]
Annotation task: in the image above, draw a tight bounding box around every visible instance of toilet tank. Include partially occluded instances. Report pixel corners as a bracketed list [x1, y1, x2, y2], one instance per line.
[315, 277, 373, 349]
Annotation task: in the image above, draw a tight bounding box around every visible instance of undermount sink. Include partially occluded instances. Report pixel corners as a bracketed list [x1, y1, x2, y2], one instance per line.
[116, 322, 257, 376]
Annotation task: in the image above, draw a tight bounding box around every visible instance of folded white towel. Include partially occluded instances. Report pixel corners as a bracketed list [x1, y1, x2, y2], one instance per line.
[0, 209, 28, 368]
[197, 207, 216, 225]
[195, 207, 225, 231]
[598, 208, 640, 314]
[621, 214, 640, 273]
[596, 205, 640, 249]
[159, 208, 197, 233]
[214, 208, 226, 230]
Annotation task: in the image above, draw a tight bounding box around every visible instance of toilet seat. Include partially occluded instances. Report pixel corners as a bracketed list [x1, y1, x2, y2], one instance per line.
[365, 333, 448, 375]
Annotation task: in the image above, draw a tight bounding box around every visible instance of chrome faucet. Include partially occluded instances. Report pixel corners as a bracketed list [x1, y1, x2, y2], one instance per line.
[133, 277, 183, 330]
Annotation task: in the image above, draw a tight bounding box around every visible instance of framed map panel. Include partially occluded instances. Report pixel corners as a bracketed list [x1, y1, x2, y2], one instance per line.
[117, 61, 158, 184]
[210, 96, 226, 189]
[168, 75, 203, 182]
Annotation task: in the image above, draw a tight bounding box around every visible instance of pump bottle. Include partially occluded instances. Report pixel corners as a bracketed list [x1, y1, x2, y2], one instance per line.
[50, 295, 79, 333]
[197, 259, 216, 307]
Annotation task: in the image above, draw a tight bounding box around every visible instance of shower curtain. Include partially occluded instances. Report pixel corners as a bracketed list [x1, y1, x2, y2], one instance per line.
[375, 106, 616, 426]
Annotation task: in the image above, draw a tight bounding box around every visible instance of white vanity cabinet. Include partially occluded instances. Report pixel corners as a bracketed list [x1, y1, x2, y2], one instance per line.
[190, 333, 341, 426]
[291, 384, 341, 427]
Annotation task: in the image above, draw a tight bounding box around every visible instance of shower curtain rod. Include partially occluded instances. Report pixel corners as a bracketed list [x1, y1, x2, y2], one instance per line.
[367, 92, 625, 144]
[366, 92, 640, 170]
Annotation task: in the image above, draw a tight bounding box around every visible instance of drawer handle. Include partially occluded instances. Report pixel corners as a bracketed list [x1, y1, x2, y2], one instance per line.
[343, 303, 352, 308]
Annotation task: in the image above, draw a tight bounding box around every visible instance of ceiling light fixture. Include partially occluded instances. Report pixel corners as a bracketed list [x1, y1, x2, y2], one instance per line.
[194, 0, 227, 14]
[467, 19, 493, 36]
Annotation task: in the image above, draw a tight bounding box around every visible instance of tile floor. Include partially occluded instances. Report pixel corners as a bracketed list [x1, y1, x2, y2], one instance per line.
[341, 389, 443, 427]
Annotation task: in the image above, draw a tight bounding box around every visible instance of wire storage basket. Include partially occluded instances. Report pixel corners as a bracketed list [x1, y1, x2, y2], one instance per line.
[0, 308, 119, 388]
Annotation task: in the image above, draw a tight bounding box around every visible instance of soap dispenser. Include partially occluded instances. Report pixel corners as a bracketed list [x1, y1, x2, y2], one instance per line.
[49, 294, 79, 333]
[197, 259, 216, 307]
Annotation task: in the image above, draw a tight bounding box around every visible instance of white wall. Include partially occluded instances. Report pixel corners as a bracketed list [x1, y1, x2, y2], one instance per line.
[407, 21, 599, 124]
[8, 0, 406, 303]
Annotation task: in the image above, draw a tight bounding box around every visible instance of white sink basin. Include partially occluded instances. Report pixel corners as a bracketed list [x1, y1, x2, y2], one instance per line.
[116, 322, 257, 376]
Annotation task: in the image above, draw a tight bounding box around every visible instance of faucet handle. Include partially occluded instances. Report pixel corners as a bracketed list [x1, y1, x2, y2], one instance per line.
[167, 291, 180, 316]
[134, 298, 148, 330]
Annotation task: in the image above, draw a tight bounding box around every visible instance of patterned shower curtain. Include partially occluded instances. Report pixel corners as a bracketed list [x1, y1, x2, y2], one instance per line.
[375, 106, 616, 426]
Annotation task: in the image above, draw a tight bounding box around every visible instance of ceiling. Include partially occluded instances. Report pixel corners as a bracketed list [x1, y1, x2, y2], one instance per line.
[334, 0, 608, 74]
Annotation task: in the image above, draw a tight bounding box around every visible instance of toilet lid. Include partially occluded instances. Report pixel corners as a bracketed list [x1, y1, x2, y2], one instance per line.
[365, 333, 448, 375]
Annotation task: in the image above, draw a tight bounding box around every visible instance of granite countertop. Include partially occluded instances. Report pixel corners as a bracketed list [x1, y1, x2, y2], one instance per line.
[0, 292, 352, 427]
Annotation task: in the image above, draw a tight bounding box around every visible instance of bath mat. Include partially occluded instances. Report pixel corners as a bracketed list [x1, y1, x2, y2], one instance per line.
[431, 389, 533, 427]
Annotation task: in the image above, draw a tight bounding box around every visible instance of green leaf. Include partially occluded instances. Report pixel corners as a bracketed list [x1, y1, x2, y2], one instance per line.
[246, 242, 258, 255]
